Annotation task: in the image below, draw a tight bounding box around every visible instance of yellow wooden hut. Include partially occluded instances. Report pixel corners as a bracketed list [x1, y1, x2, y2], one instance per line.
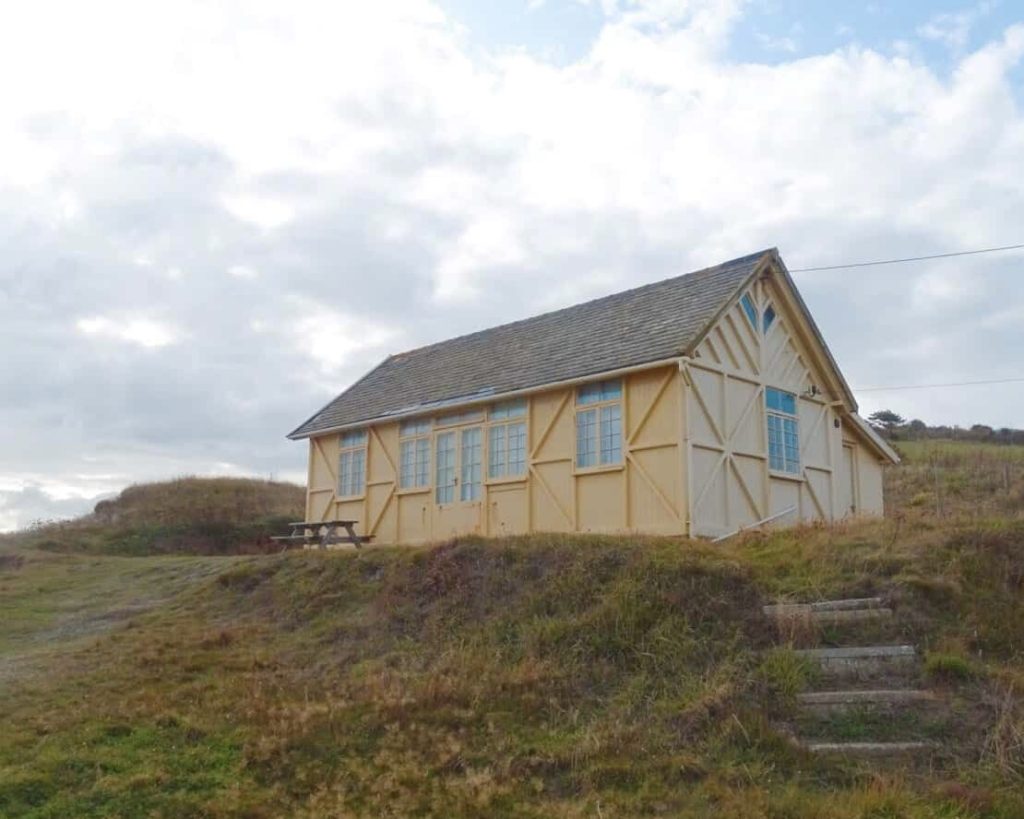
[288, 249, 898, 544]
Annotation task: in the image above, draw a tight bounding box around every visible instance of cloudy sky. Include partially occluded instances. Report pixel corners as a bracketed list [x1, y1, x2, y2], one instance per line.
[2, 0, 1023, 530]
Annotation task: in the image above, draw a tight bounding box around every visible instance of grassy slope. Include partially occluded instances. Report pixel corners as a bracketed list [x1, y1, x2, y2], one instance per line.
[13, 477, 304, 556]
[1, 446, 1022, 818]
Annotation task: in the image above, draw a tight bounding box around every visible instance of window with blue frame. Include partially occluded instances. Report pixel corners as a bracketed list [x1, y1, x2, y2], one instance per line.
[740, 292, 777, 335]
[399, 419, 431, 490]
[338, 429, 368, 496]
[741, 293, 758, 329]
[488, 400, 527, 480]
[575, 380, 623, 468]
[765, 388, 800, 474]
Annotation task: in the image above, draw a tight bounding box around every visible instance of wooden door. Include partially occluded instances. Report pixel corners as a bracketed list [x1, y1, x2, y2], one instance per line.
[839, 444, 856, 517]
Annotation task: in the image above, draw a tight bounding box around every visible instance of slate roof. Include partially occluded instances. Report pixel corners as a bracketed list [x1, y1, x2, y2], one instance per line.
[288, 249, 773, 438]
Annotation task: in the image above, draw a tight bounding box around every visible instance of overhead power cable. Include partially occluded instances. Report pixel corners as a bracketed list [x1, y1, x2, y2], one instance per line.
[790, 243, 1024, 272]
[855, 376, 1024, 392]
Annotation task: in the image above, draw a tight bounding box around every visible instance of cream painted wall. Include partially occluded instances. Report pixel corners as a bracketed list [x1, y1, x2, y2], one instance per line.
[684, 272, 886, 537]
[304, 366, 687, 544]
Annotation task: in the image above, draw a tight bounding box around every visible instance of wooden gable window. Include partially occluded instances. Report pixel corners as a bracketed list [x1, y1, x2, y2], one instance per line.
[575, 380, 623, 469]
[741, 291, 777, 334]
[338, 429, 368, 497]
[399, 419, 431, 490]
[488, 399, 527, 480]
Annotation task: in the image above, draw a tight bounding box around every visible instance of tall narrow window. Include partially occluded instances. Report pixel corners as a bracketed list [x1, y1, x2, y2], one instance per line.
[741, 293, 758, 329]
[399, 419, 431, 490]
[460, 427, 483, 501]
[766, 388, 800, 474]
[488, 399, 527, 479]
[435, 431, 456, 504]
[338, 429, 368, 497]
[575, 380, 623, 468]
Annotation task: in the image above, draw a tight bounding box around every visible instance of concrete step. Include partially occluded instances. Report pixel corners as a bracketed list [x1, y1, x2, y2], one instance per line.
[763, 597, 886, 617]
[813, 607, 893, 625]
[805, 741, 937, 756]
[798, 689, 936, 713]
[794, 645, 918, 681]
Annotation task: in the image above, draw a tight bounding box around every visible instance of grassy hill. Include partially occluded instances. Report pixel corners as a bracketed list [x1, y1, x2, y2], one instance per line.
[10, 476, 305, 556]
[1, 446, 1022, 817]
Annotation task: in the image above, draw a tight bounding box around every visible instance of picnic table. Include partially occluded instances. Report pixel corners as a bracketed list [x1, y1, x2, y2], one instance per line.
[271, 520, 372, 550]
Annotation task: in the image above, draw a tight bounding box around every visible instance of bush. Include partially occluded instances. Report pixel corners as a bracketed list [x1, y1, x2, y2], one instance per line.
[757, 648, 815, 706]
[925, 651, 976, 682]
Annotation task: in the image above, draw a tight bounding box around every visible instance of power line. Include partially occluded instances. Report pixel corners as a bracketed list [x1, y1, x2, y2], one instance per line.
[856, 376, 1024, 393]
[790, 243, 1024, 272]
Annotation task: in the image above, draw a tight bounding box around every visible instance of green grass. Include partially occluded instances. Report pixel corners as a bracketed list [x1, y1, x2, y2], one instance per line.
[898, 440, 1024, 464]
[925, 651, 978, 682]
[888, 439, 1024, 522]
[1, 442, 1023, 816]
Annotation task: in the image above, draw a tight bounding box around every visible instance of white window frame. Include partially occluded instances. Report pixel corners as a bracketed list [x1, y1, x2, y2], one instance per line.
[460, 426, 483, 502]
[434, 423, 484, 504]
[488, 400, 528, 482]
[575, 380, 624, 471]
[338, 429, 368, 498]
[435, 430, 457, 504]
[399, 419, 432, 491]
[765, 387, 801, 476]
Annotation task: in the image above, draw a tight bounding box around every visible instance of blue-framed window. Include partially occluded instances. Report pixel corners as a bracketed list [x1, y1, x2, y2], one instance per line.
[765, 388, 800, 474]
[489, 420, 527, 479]
[338, 429, 368, 497]
[576, 380, 623, 468]
[399, 419, 431, 490]
[577, 379, 622, 405]
[488, 400, 528, 480]
[741, 294, 758, 329]
[741, 292, 777, 335]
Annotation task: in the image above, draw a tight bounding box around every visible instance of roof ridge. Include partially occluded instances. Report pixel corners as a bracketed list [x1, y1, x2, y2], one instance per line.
[388, 249, 775, 361]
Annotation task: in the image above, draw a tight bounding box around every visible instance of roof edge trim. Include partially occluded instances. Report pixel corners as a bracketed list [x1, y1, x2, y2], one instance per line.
[286, 355, 686, 439]
[770, 251, 859, 412]
[286, 354, 396, 440]
[682, 249, 775, 357]
[848, 413, 901, 464]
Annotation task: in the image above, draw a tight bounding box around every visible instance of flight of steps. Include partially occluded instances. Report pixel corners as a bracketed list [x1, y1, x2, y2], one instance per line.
[763, 596, 945, 759]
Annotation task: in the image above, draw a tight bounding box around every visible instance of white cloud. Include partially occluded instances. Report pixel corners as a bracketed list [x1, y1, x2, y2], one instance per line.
[76, 317, 180, 348]
[222, 194, 296, 229]
[1, 0, 1024, 529]
[253, 297, 402, 379]
[228, 264, 258, 279]
[918, 1, 995, 50]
